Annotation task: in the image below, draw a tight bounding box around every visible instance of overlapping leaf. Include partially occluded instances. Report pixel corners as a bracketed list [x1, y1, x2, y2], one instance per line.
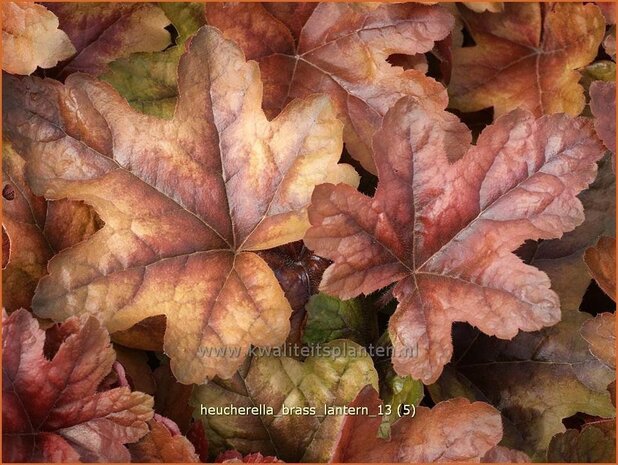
[46, 2, 172, 77]
[191, 340, 378, 462]
[429, 253, 615, 458]
[2, 309, 154, 462]
[2, 142, 100, 312]
[332, 386, 502, 462]
[102, 3, 206, 118]
[590, 81, 616, 168]
[2, 2, 75, 75]
[128, 415, 199, 463]
[206, 2, 453, 173]
[585, 236, 616, 301]
[305, 96, 605, 384]
[547, 423, 616, 463]
[3, 26, 358, 385]
[449, 3, 605, 117]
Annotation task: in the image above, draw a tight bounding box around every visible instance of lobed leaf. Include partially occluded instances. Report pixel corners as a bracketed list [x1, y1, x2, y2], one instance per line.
[332, 386, 502, 462]
[306, 96, 605, 383]
[206, 2, 453, 173]
[2, 309, 153, 462]
[449, 3, 605, 117]
[3, 25, 358, 384]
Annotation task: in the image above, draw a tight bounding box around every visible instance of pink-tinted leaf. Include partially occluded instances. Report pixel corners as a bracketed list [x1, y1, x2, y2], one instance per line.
[306, 96, 605, 383]
[2, 309, 153, 462]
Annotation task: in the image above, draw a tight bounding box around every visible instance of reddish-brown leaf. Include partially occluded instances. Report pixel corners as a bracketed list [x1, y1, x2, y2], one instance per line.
[332, 386, 502, 462]
[259, 241, 330, 344]
[589, 81, 616, 160]
[584, 236, 616, 301]
[4, 26, 358, 384]
[2, 309, 153, 462]
[306, 97, 605, 383]
[186, 420, 209, 463]
[206, 2, 453, 173]
[449, 3, 605, 117]
[128, 415, 199, 463]
[152, 363, 194, 434]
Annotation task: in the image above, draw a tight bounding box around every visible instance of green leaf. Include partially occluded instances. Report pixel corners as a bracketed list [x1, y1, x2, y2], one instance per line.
[101, 3, 205, 118]
[302, 293, 377, 345]
[191, 340, 378, 462]
[378, 368, 424, 439]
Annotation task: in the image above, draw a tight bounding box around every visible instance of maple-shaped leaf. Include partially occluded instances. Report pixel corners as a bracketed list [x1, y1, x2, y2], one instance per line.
[305, 96, 605, 384]
[2, 2, 75, 75]
[590, 81, 616, 162]
[128, 415, 199, 463]
[2, 309, 154, 462]
[332, 386, 502, 462]
[205, 2, 453, 173]
[191, 340, 378, 462]
[3, 26, 358, 385]
[449, 3, 605, 118]
[429, 253, 615, 458]
[45, 2, 172, 78]
[2, 142, 100, 312]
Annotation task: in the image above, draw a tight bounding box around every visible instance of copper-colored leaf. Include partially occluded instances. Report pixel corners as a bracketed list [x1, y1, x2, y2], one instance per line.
[584, 236, 617, 300]
[306, 96, 605, 384]
[590, 81, 617, 158]
[46, 2, 171, 77]
[206, 2, 453, 173]
[333, 386, 502, 462]
[129, 415, 199, 463]
[4, 26, 358, 384]
[581, 312, 616, 369]
[429, 253, 615, 458]
[2, 2, 75, 75]
[449, 3, 605, 117]
[2, 142, 53, 312]
[2, 309, 154, 462]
